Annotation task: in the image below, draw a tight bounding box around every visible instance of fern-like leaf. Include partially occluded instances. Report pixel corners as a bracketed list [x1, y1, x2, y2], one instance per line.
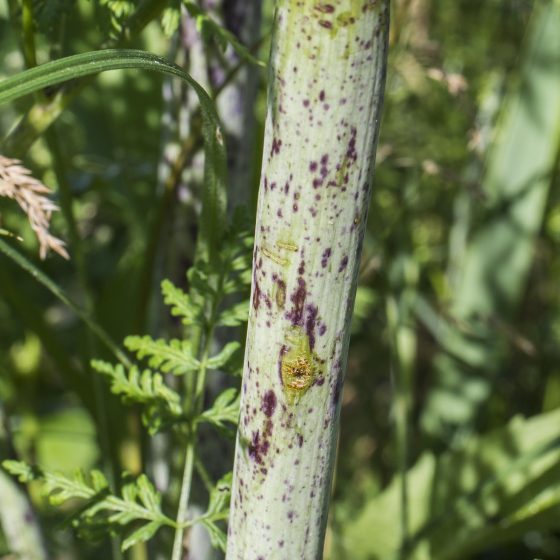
[161, 279, 205, 326]
[91, 361, 182, 433]
[45, 469, 109, 505]
[2, 461, 173, 552]
[207, 341, 242, 371]
[189, 472, 232, 552]
[197, 388, 240, 429]
[217, 301, 249, 327]
[125, 336, 200, 375]
[3, 461, 109, 504]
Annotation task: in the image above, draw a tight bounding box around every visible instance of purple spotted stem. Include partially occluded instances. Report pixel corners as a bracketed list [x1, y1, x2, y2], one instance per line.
[227, 1, 389, 557]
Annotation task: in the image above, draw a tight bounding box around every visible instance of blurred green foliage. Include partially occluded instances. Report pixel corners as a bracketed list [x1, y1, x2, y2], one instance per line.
[0, 0, 560, 559]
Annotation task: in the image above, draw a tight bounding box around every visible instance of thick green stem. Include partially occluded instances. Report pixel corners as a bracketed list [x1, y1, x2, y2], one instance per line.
[227, 1, 389, 558]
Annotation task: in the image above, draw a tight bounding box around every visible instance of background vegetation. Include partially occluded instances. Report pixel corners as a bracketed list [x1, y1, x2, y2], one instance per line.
[1, 0, 559, 559]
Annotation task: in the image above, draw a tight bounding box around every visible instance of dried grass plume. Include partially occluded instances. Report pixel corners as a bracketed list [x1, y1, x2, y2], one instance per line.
[0, 155, 69, 260]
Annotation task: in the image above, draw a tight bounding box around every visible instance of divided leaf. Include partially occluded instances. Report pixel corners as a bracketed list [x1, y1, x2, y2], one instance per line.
[161, 280, 204, 326]
[192, 472, 233, 552]
[2, 462, 173, 552]
[3, 461, 108, 503]
[207, 341, 242, 370]
[217, 301, 249, 327]
[122, 520, 162, 551]
[91, 361, 182, 433]
[197, 388, 240, 429]
[125, 336, 200, 375]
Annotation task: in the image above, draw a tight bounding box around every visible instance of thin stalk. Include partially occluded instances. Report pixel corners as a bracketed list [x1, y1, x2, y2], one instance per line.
[21, 0, 37, 68]
[171, 440, 196, 559]
[387, 291, 415, 559]
[171, 331, 211, 560]
[195, 456, 214, 494]
[226, 2, 390, 557]
[212, 34, 267, 101]
[396, 392, 410, 558]
[171, 243, 227, 559]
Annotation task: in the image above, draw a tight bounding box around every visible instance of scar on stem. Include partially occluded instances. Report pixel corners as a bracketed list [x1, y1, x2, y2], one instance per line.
[276, 240, 299, 252]
[262, 245, 289, 266]
[280, 327, 324, 402]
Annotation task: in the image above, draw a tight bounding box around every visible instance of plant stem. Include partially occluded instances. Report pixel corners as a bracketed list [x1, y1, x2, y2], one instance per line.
[0, 469, 48, 560]
[171, 248, 227, 558]
[387, 293, 412, 558]
[226, 1, 390, 557]
[171, 437, 196, 560]
[21, 0, 37, 68]
[171, 330, 212, 560]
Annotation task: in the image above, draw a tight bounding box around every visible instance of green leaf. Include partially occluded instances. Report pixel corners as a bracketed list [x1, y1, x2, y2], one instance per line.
[161, 2, 181, 37]
[197, 388, 240, 429]
[122, 520, 162, 551]
[206, 342, 241, 370]
[125, 336, 200, 375]
[101, 0, 135, 19]
[223, 269, 252, 295]
[161, 279, 204, 326]
[202, 519, 228, 552]
[3, 463, 107, 504]
[86, 474, 164, 525]
[187, 266, 216, 298]
[217, 300, 249, 327]
[3, 462, 173, 549]
[0, 50, 197, 107]
[2, 460, 38, 483]
[192, 472, 232, 552]
[44, 469, 108, 505]
[91, 361, 182, 432]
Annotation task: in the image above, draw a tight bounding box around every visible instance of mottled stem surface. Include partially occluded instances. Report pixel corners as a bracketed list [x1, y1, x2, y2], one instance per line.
[227, 1, 389, 558]
[0, 469, 47, 560]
